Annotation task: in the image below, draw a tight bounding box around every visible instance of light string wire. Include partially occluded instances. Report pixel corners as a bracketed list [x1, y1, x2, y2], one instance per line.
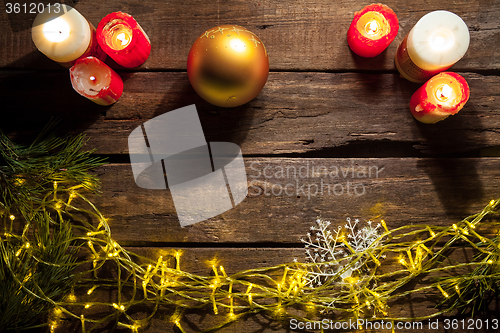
[3, 178, 500, 332]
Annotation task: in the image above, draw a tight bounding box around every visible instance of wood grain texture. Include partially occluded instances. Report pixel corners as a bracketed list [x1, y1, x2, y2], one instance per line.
[0, 0, 499, 71]
[1, 72, 499, 156]
[86, 157, 500, 245]
[2, 1, 500, 332]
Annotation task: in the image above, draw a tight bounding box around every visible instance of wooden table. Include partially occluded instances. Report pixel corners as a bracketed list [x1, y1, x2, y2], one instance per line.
[1, 0, 500, 332]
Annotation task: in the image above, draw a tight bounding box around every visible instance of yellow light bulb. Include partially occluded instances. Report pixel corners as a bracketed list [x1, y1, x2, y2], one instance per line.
[87, 286, 97, 295]
[380, 219, 389, 233]
[437, 285, 449, 298]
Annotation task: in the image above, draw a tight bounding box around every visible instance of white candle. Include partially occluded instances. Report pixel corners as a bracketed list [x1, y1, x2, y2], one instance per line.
[32, 5, 99, 65]
[395, 11, 470, 82]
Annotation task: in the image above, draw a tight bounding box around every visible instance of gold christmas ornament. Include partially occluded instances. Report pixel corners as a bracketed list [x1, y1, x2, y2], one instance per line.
[187, 25, 269, 107]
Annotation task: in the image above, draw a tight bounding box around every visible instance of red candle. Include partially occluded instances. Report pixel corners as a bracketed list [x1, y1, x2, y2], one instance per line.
[347, 3, 399, 58]
[70, 56, 124, 106]
[97, 12, 151, 68]
[410, 72, 470, 124]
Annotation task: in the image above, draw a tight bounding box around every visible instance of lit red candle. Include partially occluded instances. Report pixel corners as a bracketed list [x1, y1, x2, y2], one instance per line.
[97, 12, 151, 68]
[70, 56, 124, 106]
[347, 3, 399, 58]
[410, 72, 470, 124]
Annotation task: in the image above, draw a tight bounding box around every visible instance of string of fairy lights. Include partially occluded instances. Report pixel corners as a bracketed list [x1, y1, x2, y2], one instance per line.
[3, 180, 500, 332]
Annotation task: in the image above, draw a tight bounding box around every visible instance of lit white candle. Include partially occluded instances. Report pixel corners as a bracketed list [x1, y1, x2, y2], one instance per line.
[32, 5, 103, 66]
[395, 11, 470, 83]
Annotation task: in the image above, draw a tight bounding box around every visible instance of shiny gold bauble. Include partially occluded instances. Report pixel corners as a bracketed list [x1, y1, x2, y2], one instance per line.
[187, 25, 269, 107]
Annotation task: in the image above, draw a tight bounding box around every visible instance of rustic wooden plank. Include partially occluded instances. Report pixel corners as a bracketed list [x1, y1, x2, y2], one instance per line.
[60, 247, 498, 333]
[83, 157, 500, 245]
[1, 72, 499, 156]
[0, 0, 499, 71]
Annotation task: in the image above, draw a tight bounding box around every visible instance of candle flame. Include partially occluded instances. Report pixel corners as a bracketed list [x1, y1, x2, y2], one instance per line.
[117, 33, 130, 46]
[108, 24, 133, 50]
[436, 84, 453, 102]
[357, 12, 388, 40]
[429, 29, 454, 52]
[43, 17, 70, 43]
[366, 21, 379, 34]
[434, 36, 445, 48]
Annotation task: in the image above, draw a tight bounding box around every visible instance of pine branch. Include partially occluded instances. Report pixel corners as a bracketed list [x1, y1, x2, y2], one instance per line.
[0, 124, 105, 331]
[0, 124, 105, 219]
